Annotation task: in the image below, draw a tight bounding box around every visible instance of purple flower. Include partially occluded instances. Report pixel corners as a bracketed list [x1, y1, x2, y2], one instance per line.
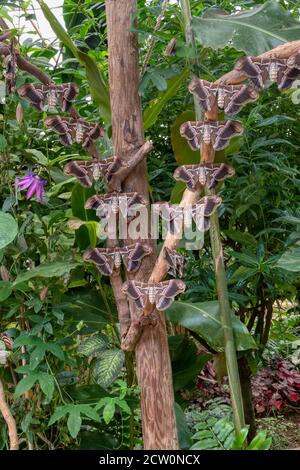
[15, 172, 47, 203]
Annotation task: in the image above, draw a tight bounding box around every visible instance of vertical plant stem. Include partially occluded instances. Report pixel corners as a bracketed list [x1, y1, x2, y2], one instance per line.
[0, 378, 19, 450]
[209, 208, 245, 432]
[180, 0, 245, 433]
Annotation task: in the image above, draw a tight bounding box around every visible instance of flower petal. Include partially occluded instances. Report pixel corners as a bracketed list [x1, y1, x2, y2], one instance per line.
[26, 181, 39, 200]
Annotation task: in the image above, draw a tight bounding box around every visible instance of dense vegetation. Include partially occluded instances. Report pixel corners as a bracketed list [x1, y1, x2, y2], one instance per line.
[0, 0, 299, 450]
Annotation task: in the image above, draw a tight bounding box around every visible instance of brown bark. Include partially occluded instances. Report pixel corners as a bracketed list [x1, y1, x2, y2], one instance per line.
[0, 378, 19, 450]
[106, 0, 178, 449]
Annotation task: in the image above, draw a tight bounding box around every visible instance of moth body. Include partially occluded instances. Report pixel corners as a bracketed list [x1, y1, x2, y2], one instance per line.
[198, 166, 207, 185]
[217, 87, 225, 108]
[76, 122, 85, 144]
[148, 285, 156, 305]
[111, 196, 119, 214]
[203, 124, 211, 144]
[269, 61, 278, 82]
[114, 251, 122, 269]
[47, 88, 57, 112]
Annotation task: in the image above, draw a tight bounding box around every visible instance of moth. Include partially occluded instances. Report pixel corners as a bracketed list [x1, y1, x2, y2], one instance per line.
[3, 41, 17, 95]
[180, 120, 244, 151]
[173, 163, 235, 192]
[18, 82, 79, 112]
[0, 333, 13, 350]
[0, 31, 11, 43]
[156, 195, 222, 234]
[189, 79, 259, 115]
[64, 156, 125, 188]
[84, 242, 152, 276]
[235, 54, 300, 90]
[85, 192, 148, 219]
[122, 279, 186, 311]
[163, 247, 185, 278]
[44, 116, 104, 150]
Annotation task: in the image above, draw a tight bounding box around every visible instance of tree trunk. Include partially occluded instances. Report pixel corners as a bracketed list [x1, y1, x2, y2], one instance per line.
[238, 357, 256, 441]
[105, 0, 178, 450]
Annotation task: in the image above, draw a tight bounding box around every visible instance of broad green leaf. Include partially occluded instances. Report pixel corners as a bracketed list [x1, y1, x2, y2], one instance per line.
[25, 149, 48, 166]
[94, 349, 125, 388]
[0, 281, 12, 302]
[15, 373, 38, 397]
[170, 181, 186, 204]
[192, 1, 300, 56]
[46, 343, 65, 361]
[78, 334, 110, 357]
[37, 0, 110, 123]
[71, 184, 98, 249]
[175, 403, 192, 449]
[276, 246, 300, 272]
[38, 373, 55, 401]
[14, 262, 79, 285]
[166, 301, 257, 352]
[144, 68, 189, 130]
[29, 345, 46, 370]
[103, 401, 115, 424]
[170, 110, 199, 165]
[0, 212, 18, 250]
[67, 409, 82, 439]
[0, 135, 7, 151]
[48, 405, 70, 425]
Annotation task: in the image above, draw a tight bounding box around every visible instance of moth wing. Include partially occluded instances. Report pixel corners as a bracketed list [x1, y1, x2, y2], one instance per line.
[208, 163, 235, 189]
[287, 51, 300, 70]
[203, 195, 222, 216]
[180, 122, 201, 150]
[235, 57, 264, 89]
[173, 165, 198, 191]
[214, 121, 243, 151]
[123, 243, 151, 273]
[64, 161, 94, 187]
[45, 116, 73, 146]
[279, 67, 300, 90]
[18, 84, 45, 111]
[84, 195, 104, 210]
[61, 83, 79, 112]
[83, 249, 114, 276]
[188, 79, 216, 112]
[225, 85, 259, 116]
[122, 281, 147, 309]
[156, 280, 186, 311]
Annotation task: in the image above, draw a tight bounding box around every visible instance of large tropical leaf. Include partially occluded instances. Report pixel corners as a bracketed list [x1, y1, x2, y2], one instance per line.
[93, 349, 125, 388]
[166, 300, 257, 352]
[0, 211, 18, 250]
[192, 1, 300, 56]
[71, 184, 98, 249]
[143, 68, 189, 130]
[14, 261, 79, 285]
[37, 0, 110, 123]
[170, 110, 199, 165]
[276, 246, 300, 272]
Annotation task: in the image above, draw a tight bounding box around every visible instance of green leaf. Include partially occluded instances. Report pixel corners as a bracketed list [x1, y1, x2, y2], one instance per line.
[175, 403, 192, 449]
[276, 246, 300, 272]
[0, 281, 12, 302]
[0, 212, 18, 250]
[103, 401, 115, 424]
[15, 373, 38, 397]
[25, 149, 48, 166]
[0, 135, 7, 151]
[78, 334, 110, 357]
[67, 408, 82, 439]
[38, 373, 55, 401]
[166, 301, 257, 352]
[37, 0, 110, 123]
[29, 345, 46, 370]
[94, 349, 125, 388]
[71, 184, 98, 249]
[14, 262, 79, 285]
[247, 431, 272, 450]
[192, 1, 300, 56]
[143, 68, 189, 130]
[170, 181, 186, 204]
[150, 71, 168, 91]
[48, 405, 69, 426]
[170, 111, 199, 165]
[46, 343, 65, 361]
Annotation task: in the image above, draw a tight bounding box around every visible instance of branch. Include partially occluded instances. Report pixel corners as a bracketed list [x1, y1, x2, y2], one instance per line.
[0, 378, 19, 450]
[107, 141, 153, 192]
[216, 40, 300, 86]
[121, 311, 158, 351]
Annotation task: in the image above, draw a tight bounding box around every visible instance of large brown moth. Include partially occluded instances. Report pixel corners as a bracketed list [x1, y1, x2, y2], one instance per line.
[189, 79, 259, 115]
[18, 82, 79, 112]
[0, 31, 11, 43]
[84, 242, 152, 276]
[173, 163, 235, 192]
[235, 54, 300, 90]
[163, 247, 185, 278]
[44, 116, 104, 149]
[122, 279, 186, 311]
[64, 156, 125, 188]
[3, 41, 16, 95]
[180, 120, 244, 151]
[156, 195, 222, 234]
[85, 192, 148, 219]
